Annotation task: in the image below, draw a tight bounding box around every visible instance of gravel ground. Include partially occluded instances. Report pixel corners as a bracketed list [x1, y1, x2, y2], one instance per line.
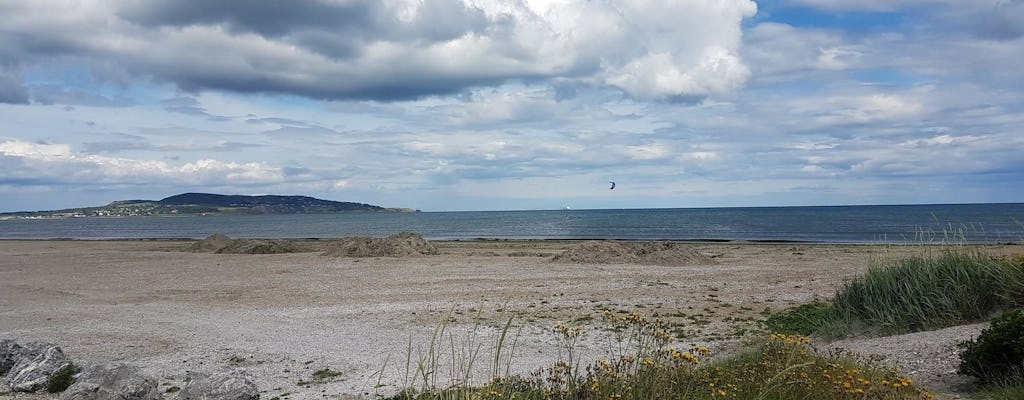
[1, 240, 1017, 399]
[827, 323, 987, 399]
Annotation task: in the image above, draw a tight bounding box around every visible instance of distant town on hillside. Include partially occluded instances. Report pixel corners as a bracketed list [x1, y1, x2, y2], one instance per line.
[0, 193, 417, 219]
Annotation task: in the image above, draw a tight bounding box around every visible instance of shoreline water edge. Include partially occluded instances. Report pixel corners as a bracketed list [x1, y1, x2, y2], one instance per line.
[1, 203, 1023, 244]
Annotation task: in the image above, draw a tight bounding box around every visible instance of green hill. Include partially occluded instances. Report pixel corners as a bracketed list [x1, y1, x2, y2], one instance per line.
[0, 193, 415, 218]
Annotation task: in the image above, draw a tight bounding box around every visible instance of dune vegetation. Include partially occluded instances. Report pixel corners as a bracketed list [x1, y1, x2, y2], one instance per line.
[385, 249, 1024, 400]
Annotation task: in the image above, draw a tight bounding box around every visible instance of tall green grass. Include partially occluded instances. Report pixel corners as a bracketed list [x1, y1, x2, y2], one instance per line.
[769, 250, 1024, 338]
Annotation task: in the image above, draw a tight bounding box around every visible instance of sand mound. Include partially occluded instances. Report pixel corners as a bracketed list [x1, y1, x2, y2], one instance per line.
[189, 234, 235, 252]
[189, 234, 298, 254]
[215, 239, 299, 254]
[322, 232, 438, 258]
[552, 241, 716, 265]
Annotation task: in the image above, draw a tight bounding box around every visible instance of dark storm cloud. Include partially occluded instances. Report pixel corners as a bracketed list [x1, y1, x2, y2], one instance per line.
[0, 0, 760, 103]
[118, 0, 489, 47]
[123, 0, 487, 40]
[118, 0, 379, 37]
[0, 0, 497, 101]
[156, 60, 524, 101]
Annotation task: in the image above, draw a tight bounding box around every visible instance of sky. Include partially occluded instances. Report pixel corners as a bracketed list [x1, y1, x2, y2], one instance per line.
[1, 0, 1022, 212]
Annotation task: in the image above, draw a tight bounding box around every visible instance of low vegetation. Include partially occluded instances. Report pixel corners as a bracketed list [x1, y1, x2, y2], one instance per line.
[386, 249, 1024, 399]
[769, 250, 1024, 338]
[386, 312, 933, 400]
[46, 363, 78, 393]
[959, 309, 1024, 385]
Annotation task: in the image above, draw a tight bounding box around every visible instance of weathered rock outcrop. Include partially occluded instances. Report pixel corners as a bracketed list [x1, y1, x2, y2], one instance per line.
[180, 368, 258, 400]
[4, 341, 73, 392]
[0, 339, 23, 375]
[59, 363, 162, 400]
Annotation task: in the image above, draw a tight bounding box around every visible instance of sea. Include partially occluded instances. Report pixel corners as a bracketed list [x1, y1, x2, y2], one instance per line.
[0, 203, 1022, 244]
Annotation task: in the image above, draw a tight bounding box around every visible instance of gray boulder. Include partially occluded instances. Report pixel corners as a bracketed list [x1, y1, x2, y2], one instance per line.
[180, 368, 257, 400]
[0, 339, 23, 375]
[5, 341, 73, 392]
[60, 363, 162, 400]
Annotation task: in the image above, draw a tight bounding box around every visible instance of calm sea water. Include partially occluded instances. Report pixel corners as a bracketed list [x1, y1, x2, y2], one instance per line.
[1, 203, 1022, 244]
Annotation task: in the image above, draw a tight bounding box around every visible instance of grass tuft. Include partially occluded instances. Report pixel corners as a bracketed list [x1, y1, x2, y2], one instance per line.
[763, 301, 834, 336]
[770, 249, 1024, 338]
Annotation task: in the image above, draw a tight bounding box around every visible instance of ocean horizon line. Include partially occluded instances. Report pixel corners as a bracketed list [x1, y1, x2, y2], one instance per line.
[2, 202, 1021, 244]
[430, 201, 1024, 213]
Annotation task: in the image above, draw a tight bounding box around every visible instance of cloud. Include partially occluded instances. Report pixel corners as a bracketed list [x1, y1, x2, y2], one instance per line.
[974, 0, 1024, 40]
[0, 0, 758, 102]
[0, 72, 29, 104]
[162, 96, 222, 118]
[0, 139, 283, 186]
[743, 22, 855, 82]
[624, 144, 671, 160]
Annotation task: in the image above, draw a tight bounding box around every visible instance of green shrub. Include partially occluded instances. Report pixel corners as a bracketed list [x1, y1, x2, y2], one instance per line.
[46, 363, 77, 393]
[959, 309, 1024, 385]
[764, 301, 835, 336]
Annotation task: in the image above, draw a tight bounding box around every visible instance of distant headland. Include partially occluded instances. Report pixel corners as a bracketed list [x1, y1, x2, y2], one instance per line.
[0, 193, 417, 219]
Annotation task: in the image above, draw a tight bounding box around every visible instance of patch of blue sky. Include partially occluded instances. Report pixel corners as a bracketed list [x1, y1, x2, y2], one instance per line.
[22, 67, 153, 105]
[744, 78, 826, 96]
[851, 68, 927, 88]
[750, 1, 911, 31]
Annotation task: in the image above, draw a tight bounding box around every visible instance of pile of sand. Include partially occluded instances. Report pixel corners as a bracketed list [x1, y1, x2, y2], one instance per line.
[552, 240, 716, 265]
[321, 232, 438, 258]
[189, 234, 235, 252]
[189, 234, 299, 254]
[215, 239, 298, 254]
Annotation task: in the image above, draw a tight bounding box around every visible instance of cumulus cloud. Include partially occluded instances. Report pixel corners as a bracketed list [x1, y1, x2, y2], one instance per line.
[0, 0, 758, 102]
[0, 139, 283, 185]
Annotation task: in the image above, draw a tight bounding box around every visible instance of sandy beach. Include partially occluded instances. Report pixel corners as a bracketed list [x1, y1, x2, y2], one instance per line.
[1, 239, 1018, 399]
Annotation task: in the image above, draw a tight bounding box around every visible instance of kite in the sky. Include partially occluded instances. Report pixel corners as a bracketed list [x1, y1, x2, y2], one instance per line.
[609, 181, 616, 190]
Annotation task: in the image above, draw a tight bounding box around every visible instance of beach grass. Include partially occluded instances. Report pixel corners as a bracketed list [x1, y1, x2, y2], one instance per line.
[769, 249, 1024, 338]
[385, 312, 934, 400]
[973, 383, 1024, 400]
[381, 247, 1024, 399]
